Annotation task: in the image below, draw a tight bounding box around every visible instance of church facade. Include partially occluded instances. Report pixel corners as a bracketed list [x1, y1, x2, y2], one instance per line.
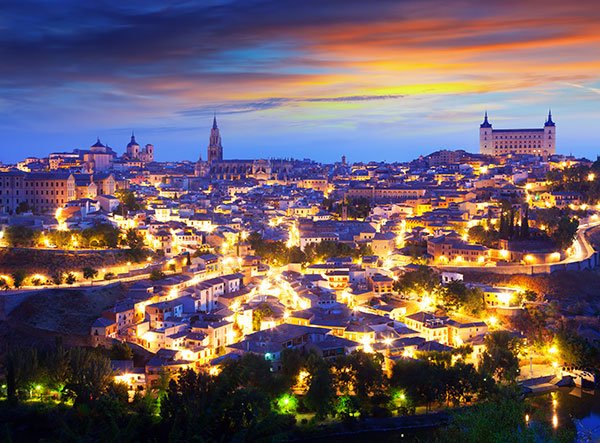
[123, 132, 154, 163]
[479, 111, 555, 158]
[196, 116, 291, 181]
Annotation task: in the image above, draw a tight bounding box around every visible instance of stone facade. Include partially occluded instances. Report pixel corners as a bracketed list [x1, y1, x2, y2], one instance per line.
[479, 111, 555, 158]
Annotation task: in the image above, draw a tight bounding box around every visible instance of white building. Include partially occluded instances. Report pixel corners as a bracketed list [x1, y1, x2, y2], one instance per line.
[479, 111, 556, 158]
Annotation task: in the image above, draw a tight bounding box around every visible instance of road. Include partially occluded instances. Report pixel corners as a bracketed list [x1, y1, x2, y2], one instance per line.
[435, 218, 600, 274]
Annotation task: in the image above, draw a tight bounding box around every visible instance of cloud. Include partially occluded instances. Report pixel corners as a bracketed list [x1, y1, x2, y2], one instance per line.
[1, 0, 600, 161]
[177, 93, 406, 117]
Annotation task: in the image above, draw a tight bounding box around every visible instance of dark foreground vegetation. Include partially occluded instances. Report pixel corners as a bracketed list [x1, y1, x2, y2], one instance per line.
[0, 339, 573, 442]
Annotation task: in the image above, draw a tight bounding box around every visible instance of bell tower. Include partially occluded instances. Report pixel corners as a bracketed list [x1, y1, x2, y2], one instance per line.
[207, 114, 223, 163]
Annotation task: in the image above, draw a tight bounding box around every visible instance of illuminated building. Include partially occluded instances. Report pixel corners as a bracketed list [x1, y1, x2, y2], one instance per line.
[479, 110, 556, 157]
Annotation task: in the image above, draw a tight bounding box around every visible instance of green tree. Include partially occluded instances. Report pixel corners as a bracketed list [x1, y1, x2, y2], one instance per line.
[149, 269, 165, 281]
[5, 346, 39, 403]
[554, 328, 599, 371]
[391, 359, 444, 411]
[439, 280, 485, 315]
[11, 269, 26, 288]
[51, 270, 64, 285]
[252, 303, 274, 331]
[5, 225, 36, 247]
[551, 216, 578, 250]
[110, 342, 134, 360]
[125, 228, 145, 250]
[82, 267, 98, 285]
[305, 358, 336, 419]
[393, 265, 439, 296]
[65, 273, 76, 285]
[480, 331, 521, 383]
[66, 348, 113, 404]
[115, 189, 141, 213]
[15, 201, 31, 214]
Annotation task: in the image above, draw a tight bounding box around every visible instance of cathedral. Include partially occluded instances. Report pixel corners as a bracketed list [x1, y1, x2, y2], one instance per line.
[123, 132, 154, 163]
[479, 111, 555, 158]
[196, 116, 291, 181]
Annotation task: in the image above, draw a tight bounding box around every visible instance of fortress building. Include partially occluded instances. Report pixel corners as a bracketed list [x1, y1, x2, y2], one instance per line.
[479, 111, 555, 158]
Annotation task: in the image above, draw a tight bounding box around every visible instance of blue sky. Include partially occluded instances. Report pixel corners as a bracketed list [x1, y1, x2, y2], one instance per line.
[1, 0, 600, 163]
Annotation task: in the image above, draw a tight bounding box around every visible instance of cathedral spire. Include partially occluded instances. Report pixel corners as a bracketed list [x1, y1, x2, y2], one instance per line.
[208, 115, 223, 163]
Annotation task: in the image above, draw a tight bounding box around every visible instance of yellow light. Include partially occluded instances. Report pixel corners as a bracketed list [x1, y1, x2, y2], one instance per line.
[419, 295, 434, 311]
[478, 256, 485, 264]
[488, 316, 498, 327]
[497, 292, 512, 305]
[361, 335, 373, 353]
[524, 254, 535, 264]
[588, 173, 595, 182]
[525, 183, 532, 190]
[500, 249, 509, 258]
[552, 361, 559, 369]
[383, 337, 394, 346]
[402, 348, 414, 358]
[549, 346, 558, 355]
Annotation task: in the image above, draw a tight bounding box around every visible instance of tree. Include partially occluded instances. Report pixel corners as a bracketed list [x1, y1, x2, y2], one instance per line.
[480, 331, 521, 383]
[51, 270, 63, 285]
[305, 359, 336, 419]
[149, 269, 165, 281]
[15, 201, 31, 214]
[110, 342, 134, 360]
[66, 348, 113, 403]
[554, 328, 599, 371]
[252, 303, 274, 331]
[5, 346, 39, 403]
[65, 273, 76, 285]
[5, 225, 36, 247]
[82, 267, 98, 285]
[468, 225, 499, 248]
[439, 280, 485, 315]
[125, 228, 145, 250]
[11, 269, 26, 288]
[520, 205, 530, 239]
[393, 265, 439, 296]
[115, 189, 141, 213]
[391, 359, 444, 411]
[551, 216, 578, 250]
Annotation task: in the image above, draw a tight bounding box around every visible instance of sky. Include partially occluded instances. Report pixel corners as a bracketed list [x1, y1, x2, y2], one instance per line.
[1, 0, 600, 164]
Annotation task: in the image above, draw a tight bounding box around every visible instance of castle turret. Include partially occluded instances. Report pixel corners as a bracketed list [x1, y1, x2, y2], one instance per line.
[479, 111, 493, 155]
[543, 109, 556, 157]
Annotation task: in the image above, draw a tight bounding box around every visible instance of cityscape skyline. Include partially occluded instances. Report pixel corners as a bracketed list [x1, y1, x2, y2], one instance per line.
[2, 0, 600, 163]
